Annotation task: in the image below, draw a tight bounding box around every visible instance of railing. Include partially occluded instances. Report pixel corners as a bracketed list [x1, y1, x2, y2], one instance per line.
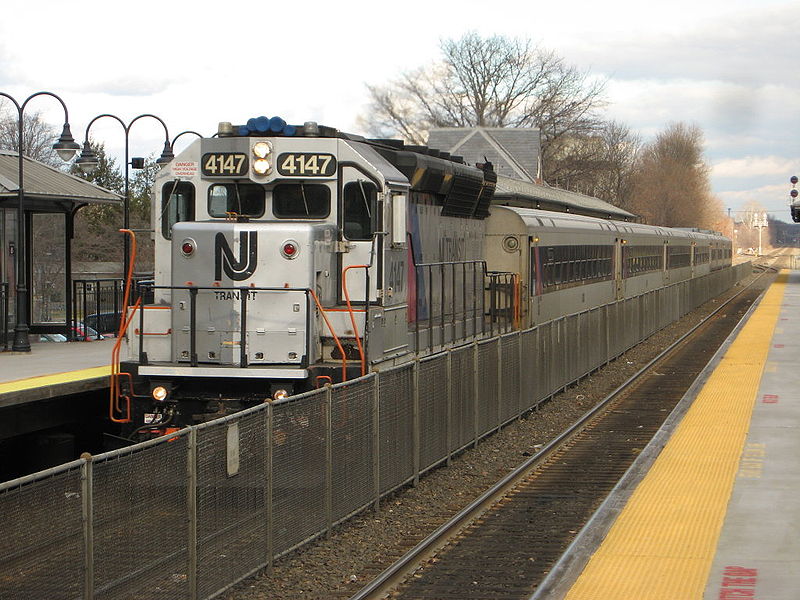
[486, 271, 519, 336]
[0, 263, 751, 600]
[413, 261, 518, 353]
[414, 260, 480, 353]
[71, 278, 153, 340]
[133, 284, 312, 370]
[0, 282, 9, 351]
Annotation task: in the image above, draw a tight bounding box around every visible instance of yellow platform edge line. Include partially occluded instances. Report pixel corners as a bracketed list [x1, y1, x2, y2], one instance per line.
[565, 272, 788, 600]
[0, 365, 112, 394]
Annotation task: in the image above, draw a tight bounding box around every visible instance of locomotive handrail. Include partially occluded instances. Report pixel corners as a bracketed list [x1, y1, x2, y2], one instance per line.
[110, 229, 139, 424]
[309, 289, 348, 383]
[411, 261, 520, 353]
[485, 270, 520, 336]
[414, 260, 488, 353]
[342, 264, 370, 376]
[135, 282, 352, 382]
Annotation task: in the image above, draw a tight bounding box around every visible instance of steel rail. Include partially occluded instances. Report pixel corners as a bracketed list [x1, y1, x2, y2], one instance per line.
[348, 265, 770, 600]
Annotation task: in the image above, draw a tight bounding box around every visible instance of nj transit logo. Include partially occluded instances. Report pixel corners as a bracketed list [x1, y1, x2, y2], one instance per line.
[214, 231, 257, 281]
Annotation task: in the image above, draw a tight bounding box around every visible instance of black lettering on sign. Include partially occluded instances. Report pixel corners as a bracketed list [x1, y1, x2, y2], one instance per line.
[213, 290, 259, 301]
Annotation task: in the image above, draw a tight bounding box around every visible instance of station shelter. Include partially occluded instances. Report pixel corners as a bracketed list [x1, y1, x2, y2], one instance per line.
[0, 149, 121, 346]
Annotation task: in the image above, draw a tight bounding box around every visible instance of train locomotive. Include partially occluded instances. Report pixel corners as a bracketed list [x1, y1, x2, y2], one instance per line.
[116, 116, 731, 437]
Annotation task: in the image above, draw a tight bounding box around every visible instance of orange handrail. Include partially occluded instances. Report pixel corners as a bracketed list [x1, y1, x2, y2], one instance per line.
[342, 265, 369, 376]
[309, 289, 348, 383]
[109, 229, 138, 423]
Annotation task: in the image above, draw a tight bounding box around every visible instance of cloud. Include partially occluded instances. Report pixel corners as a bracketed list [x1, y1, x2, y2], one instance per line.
[713, 156, 800, 178]
[572, 4, 800, 88]
[75, 77, 176, 97]
[716, 182, 795, 219]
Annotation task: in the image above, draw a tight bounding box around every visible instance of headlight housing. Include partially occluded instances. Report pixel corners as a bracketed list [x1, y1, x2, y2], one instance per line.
[252, 141, 272, 175]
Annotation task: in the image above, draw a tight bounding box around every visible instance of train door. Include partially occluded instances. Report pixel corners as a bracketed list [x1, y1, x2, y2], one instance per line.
[379, 188, 410, 356]
[529, 237, 541, 322]
[614, 239, 624, 300]
[339, 168, 380, 304]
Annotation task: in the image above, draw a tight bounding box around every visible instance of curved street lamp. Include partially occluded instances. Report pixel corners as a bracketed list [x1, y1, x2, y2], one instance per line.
[0, 91, 80, 352]
[171, 130, 202, 149]
[75, 113, 173, 285]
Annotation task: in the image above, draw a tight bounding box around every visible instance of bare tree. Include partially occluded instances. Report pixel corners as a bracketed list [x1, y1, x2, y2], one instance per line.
[0, 102, 62, 167]
[361, 32, 608, 184]
[629, 123, 723, 229]
[546, 120, 641, 207]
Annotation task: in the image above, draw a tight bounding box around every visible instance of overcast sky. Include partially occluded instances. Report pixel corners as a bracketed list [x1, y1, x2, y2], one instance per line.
[1, 0, 797, 221]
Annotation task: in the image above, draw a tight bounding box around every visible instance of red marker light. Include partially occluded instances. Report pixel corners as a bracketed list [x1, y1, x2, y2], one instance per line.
[181, 240, 195, 256]
[281, 240, 299, 259]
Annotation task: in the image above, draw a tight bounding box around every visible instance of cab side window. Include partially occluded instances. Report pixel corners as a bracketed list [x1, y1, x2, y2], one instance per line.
[208, 183, 265, 218]
[343, 181, 376, 241]
[161, 181, 195, 239]
[273, 183, 330, 218]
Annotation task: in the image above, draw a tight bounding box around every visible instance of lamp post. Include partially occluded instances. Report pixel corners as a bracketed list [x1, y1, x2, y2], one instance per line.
[75, 114, 174, 284]
[0, 91, 80, 352]
[171, 130, 203, 149]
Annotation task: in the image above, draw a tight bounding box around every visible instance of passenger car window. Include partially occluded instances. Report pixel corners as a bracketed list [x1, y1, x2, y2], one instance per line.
[161, 181, 195, 239]
[208, 183, 265, 218]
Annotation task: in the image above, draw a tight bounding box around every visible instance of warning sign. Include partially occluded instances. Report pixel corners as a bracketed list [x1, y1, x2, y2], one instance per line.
[172, 161, 198, 178]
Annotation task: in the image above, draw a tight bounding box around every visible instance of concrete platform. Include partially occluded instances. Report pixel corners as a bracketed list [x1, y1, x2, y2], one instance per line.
[703, 270, 800, 600]
[545, 270, 798, 600]
[0, 337, 114, 407]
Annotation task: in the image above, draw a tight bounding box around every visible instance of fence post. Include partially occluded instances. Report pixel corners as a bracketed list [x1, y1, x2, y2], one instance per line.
[81, 453, 93, 600]
[517, 331, 523, 415]
[604, 304, 610, 366]
[412, 360, 420, 486]
[325, 385, 333, 536]
[94, 283, 101, 339]
[562, 318, 568, 391]
[265, 402, 273, 570]
[372, 371, 381, 511]
[472, 342, 479, 448]
[446, 350, 453, 466]
[187, 428, 198, 600]
[495, 339, 503, 432]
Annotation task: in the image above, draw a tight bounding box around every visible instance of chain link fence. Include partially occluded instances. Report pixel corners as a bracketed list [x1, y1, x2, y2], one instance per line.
[0, 263, 750, 599]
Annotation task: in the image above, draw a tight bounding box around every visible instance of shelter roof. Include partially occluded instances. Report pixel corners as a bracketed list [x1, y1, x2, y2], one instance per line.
[0, 149, 121, 206]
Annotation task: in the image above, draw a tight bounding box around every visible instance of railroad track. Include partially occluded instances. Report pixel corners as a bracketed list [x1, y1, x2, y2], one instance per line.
[350, 268, 775, 600]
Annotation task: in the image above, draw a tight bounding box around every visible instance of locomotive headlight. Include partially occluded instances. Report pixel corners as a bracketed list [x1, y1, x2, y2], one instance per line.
[252, 141, 273, 176]
[152, 385, 169, 402]
[253, 158, 271, 175]
[272, 389, 289, 401]
[252, 141, 272, 158]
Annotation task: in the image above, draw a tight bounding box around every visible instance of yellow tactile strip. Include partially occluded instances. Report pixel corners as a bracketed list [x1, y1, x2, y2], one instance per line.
[565, 272, 788, 599]
[0, 365, 111, 395]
